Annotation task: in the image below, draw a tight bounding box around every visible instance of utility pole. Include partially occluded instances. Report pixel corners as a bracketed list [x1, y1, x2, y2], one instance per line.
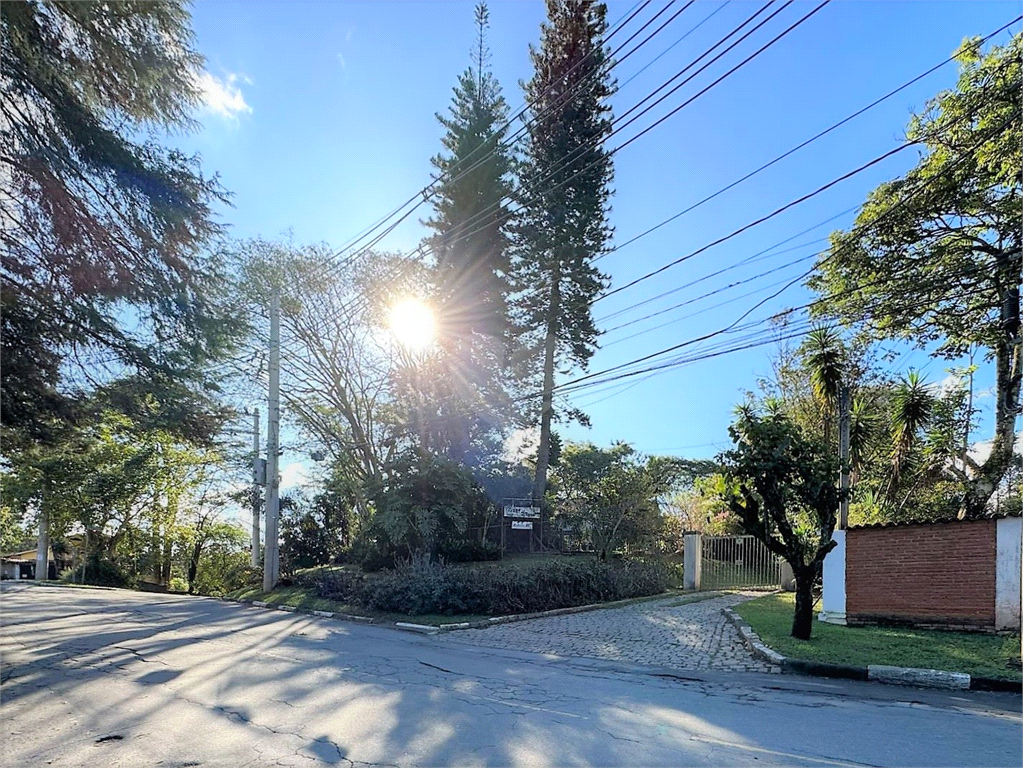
[35, 475, 49, 580]
[838, 385, 851, 530]
[251, 408, 262, 568]
[263, 288, 281, 592]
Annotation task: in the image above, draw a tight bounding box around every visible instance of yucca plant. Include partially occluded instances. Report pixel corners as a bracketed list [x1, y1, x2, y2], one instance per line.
[801, 325, 847, 444]
[888, 371, 936, 496]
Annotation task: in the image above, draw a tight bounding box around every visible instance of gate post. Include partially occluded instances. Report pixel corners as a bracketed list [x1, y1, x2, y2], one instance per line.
[818, 530, 847, 624]
[684, 534, 702, 591]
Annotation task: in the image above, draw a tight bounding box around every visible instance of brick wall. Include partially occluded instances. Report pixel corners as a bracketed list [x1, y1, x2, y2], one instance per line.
[845, 519, 997, 628]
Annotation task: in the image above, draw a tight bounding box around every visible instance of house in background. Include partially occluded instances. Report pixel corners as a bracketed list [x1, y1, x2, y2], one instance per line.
[0, 547, 57, 580]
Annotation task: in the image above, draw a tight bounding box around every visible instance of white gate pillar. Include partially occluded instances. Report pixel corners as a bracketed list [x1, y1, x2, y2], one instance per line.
[684, 534, 702, 591]
[818, 530, 846, 625]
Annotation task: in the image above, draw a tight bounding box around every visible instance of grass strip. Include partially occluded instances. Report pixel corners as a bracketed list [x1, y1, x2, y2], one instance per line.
[735, 592, 1021, 682]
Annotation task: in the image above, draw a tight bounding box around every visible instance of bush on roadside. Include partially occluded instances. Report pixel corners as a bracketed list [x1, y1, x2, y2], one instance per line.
[438, 539, 502, 563]
[314, 556, 678, 617]
[76, 555, 135, 588]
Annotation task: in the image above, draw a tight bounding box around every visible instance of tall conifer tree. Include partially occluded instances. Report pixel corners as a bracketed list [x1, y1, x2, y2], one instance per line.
[514, 0, 615, 502]
[424, 2, 517, 463]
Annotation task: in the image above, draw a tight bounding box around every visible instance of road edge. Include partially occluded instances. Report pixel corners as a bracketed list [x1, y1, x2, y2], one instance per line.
[721, 606, 1021, 693]
[221, 589, 723, 635]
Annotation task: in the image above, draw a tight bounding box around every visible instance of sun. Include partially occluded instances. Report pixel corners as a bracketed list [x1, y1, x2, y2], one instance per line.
[388, 297, 436, 352]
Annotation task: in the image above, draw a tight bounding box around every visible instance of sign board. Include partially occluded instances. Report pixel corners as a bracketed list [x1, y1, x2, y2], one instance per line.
[511, 521, 533, 530]
[504, 505, 540, 519]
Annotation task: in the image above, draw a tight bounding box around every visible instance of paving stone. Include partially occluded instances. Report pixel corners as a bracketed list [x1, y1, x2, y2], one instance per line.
[445, 592, 777, 674]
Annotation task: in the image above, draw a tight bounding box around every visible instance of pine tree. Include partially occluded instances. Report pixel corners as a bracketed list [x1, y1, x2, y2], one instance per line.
[1, 1, 236, 445]
[514, 0, 616, 502]
[424, 1, 517, 463]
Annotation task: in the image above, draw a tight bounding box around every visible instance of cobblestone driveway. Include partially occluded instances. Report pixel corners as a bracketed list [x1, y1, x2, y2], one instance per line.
[445, 591, 778, 673]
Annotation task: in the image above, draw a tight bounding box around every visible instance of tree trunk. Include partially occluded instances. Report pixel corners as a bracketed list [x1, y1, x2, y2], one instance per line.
[791, 568, 815, 640]
[161, 531, 173, 586]
[965, 271, 1021, 517]
[187, 541, 202, 594]
[533, 272, 560, 504]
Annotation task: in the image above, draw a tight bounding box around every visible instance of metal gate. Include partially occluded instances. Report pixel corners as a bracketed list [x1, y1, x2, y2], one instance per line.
[701, 535, 781, 590]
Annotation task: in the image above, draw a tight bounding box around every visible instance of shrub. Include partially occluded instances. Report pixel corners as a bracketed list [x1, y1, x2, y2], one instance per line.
[438, 539, 501, 563]
[314, 556, 677, 617]
[192, 554, 259, 597]
[79, 555, 134, 588]
[364, 453, 500, 564]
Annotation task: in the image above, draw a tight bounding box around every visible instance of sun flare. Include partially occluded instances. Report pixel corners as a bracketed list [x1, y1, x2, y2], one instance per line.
[388, 297, 436, 352]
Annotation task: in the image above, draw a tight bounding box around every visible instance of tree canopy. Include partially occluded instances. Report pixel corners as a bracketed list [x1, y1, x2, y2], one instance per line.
[513, 0, 616, 503]
[808, 33, 1022, 516]
[1, 0, 239, 444]
[719, 406, 843, 640]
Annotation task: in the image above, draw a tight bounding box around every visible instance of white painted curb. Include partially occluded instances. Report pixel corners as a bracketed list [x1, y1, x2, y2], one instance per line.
[395, 622, 438, 634]
[868, 665, 971, 690]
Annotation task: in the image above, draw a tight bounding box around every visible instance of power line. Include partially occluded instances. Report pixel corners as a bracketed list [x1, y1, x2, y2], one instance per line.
[300, 0, 656, 283]
[431, 1, 803, 262]
[596, 140, 914, 304]
[289, 1, 817, 340]
[539, 109, 1013, 400]
[594, 203, 858, 324]
[280, 0, 751, 337]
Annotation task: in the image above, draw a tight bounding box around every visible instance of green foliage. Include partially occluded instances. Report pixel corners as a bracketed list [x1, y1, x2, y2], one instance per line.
[552, 442, 675, 559]
[362, 453, 499, 566]
[762, 330, 974, 525]
[808, 33, 1022, 516]
[513, 0, 617, 500]
[0, 505, 31, 554]
[280, 491, 353, 574]
[719, 406, 843, 639]
[1, 1, 241, 442]
[315, 556, 676, 617]
[422, 2, 519, 462]
[192, 552, 258, 597]
[78, 554, 135, 588]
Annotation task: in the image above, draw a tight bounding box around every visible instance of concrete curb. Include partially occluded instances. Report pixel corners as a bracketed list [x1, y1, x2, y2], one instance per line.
[433, 590, 723, 632]
[721, 607, 1021, 693]
[223, 597, 379, 626]
[222, 590, 718, 636]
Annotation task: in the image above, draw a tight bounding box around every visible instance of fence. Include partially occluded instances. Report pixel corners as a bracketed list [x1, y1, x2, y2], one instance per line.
[834, 516, 1021, 630]
[686, 534, 782, 590]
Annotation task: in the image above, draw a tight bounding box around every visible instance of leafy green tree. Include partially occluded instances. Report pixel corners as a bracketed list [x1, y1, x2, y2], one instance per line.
[719, 407, 844, 640]
[425, 2, 518, 462]
[0, 505, 31, 555]
[280, 485, 354, 574]
[1, 0, 239, 444]
[362, 452, 497, 565]
[552, 443, 673, 560]
[230, 239, 422, 523]
[764, 327, 974, 524]
[2, 400, 226, 586]
[809, 33, 1022, 517]
[514, 0, 616, 503]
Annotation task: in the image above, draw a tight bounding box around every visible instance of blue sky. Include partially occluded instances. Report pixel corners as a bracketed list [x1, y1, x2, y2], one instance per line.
[179, 0, 1019, 482]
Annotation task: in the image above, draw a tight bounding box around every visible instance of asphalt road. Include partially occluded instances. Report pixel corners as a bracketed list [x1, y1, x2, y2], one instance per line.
[1, 582, 1020, 767]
